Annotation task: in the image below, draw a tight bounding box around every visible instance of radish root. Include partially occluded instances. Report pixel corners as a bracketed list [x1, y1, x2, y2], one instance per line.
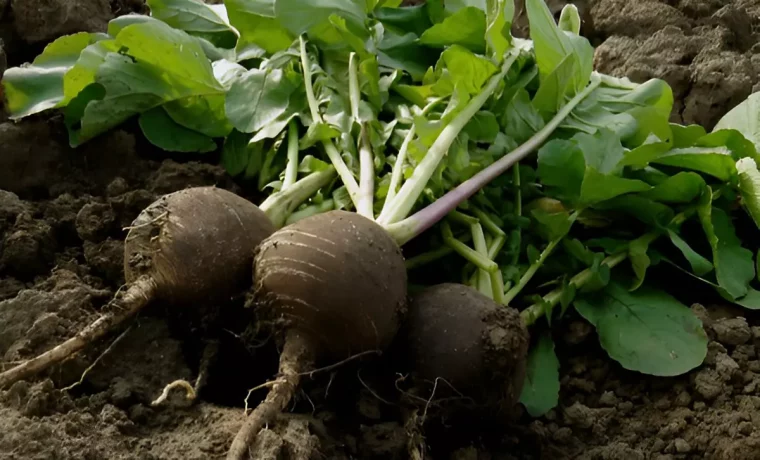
[0, 276, 156, 390]
[227, 330, 314, 460]
[152, 340, 218, 407]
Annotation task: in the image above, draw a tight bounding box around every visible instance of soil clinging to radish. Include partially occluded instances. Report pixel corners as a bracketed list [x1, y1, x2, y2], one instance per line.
[403, 283, 530, 411]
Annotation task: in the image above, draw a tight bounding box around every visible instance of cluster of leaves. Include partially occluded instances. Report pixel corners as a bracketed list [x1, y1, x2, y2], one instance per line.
[5, 0, 760, 418]
[414, 30, 760, 416]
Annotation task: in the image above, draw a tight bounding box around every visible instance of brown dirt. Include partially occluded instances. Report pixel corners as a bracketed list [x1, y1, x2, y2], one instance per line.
[3, 0, 760, 459]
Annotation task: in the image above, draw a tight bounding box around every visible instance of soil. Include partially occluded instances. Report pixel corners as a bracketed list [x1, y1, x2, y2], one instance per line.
[2, 0, 760, 459]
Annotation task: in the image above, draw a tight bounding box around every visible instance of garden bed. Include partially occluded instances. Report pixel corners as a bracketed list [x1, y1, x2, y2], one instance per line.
[2, 0, 760, 458]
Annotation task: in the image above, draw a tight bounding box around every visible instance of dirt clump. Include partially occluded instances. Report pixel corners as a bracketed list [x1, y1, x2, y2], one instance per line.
[9, 0, 113, 43]
[490, 306, 760, 459]
[589, 0, 760, 129]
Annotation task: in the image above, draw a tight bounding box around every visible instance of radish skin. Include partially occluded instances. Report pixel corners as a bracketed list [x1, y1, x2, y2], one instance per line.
[227, 210, 407, 460]
[402, 283, 529, 411]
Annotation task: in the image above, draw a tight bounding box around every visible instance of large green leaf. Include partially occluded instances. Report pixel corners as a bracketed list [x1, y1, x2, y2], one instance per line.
[640, 172, 705, 204]
[667, 230, 713, 277]
[225, 67, 298, 134]
[651, 147, 737, 182]
[2, 32, 109, 119]
[536, 139, 585, 201]
[697, 191, 755, 300]
[419, 6, 486, 53]
[432, 45, 498, 97]
[525, 0, 592, 103]
[736, 157, 760, 230]
[574, 280, 708, 376]
[65, 20, 224, 146]
[485, 0, 513, 61]
[146, 0, 238, 48]
[713, 91, 760, 151]
[373, 4, 432, 37]
[518, 333, 560, 417]
[578, 169, 651, 206]
[138, 106, 217, 152]
[274, 0, 368, 40]
[225, 0, 293, 56]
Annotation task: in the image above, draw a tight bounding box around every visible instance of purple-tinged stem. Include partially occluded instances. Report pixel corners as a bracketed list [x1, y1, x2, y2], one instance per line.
[386, 73, 602, 245]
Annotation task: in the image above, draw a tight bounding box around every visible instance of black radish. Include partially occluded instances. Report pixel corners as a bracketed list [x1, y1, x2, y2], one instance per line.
[403, 283, 530, 412]
[0, 187, 276, 389]
[227, 210, 407, 459]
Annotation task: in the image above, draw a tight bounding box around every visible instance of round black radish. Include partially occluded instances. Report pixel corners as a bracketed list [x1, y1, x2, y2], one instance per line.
[0, 187, 275, 390]
[254, 209, 407, 357]
[227, 210, 407, 460]
[124, 186, 275, 305]
[403, 283, 530, 412]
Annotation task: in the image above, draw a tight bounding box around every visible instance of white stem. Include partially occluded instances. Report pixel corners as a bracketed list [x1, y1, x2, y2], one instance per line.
[377, 51, 519, 226]
[298, 35, 360, 208]
[357, 125, 375, 218]
[381, 98, 444, 214]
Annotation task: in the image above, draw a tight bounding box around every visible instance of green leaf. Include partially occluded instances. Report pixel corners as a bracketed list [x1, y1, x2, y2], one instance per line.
[485, 0, 512, 60]
[536, 139, 585, 202]
[374, 4, 432, 36]
[557, 4, 581, 34]
[444, 0, 487, 13]
[108, 14, 157, 36]
[2, 32, 109, 118]
[225, 0, 293, 56]
[563, 238, 596, 266]
[698, 191, 755, 300]
[525, 0, 592, 98]
[696, 129, 758, 162]
[146, 0, 237, 48]
[579, 169, 651, 206]
[61, 39, 118, 105]
[65, 21, 224, 146]
[433, 45, 497, 96]
[275, 0, 368, 40]
[628, 237, 650, 290]
[593, 195, 674, 228]
[245, 140, 266, 179]
[531, 208, 573, 241]
[376, 29, 435, 81]
[502, 88, 545, 144]
[531, 51, 576, 115]
[225, 67, 297, 134]
[640, 172, 705, 204]
[581, 255, 610, 292]
[463, 111, 500, 143]
[733, 288, 760, 310]
[518, 333, 560, 417]
[575, 128, 624, 175]
[138, 106, 217, 153]
[221, 129, 254, 176]
[419, 6, 486, 53]
[668, 229, 713, 276]
[713, 91, 760, 151]
[671, 123, 706, 147]
[652, 147, 737, 182]
[736, 157, 760, 229]
[300, 122, 341, 149]
[312, 14, 369, 54]
[298, 154, 332, 173]
[658, 253, 760, 311]
[163, 94, 233, 138]
[574, 280, 708, 376]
